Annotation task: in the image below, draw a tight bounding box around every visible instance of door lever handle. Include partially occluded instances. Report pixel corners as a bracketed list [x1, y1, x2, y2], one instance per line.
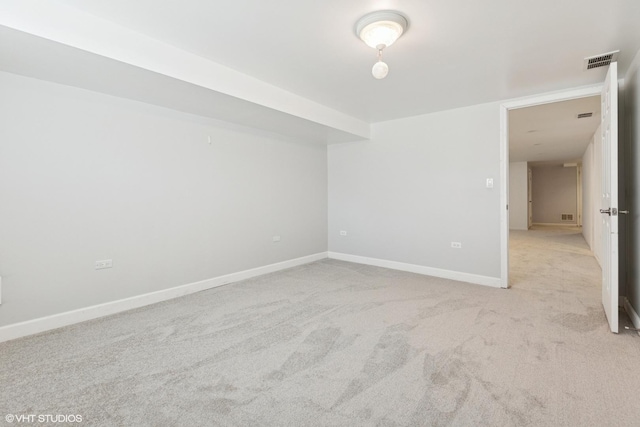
[600, 208, 621, 216]
[619, 210, 629, 215]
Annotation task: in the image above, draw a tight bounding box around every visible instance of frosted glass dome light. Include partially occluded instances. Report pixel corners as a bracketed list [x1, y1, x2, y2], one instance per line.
[372, 60, 389, 79]
[359, 20, 405, 49]
[356, 11, 408, 49]
[355, 11, 408, 80]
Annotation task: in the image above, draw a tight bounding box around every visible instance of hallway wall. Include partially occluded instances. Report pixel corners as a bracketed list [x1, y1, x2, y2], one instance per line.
[509, 162, 528, 230]
[582, 125, 602, 264]
[531, 166, 577, 225]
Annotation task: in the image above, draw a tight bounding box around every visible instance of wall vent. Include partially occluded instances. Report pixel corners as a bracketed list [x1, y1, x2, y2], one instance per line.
[577, 112, 593, 119]
[561, 213, 575, 221]
[583, 50, 619, 70]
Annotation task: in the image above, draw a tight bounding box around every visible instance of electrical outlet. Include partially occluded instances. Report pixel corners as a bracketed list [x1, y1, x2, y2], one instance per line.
[95, 259, 113, 270]
[273, 235, 281, 242]
[451, 242, 462, 249]
[486, 178, 494, 189]
[340, 230, 347, 236]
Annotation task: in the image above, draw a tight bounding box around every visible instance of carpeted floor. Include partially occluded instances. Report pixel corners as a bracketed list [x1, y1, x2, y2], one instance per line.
[1, 227, 639, 426]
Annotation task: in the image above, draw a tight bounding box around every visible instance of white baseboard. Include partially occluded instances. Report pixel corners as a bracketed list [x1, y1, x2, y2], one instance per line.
[532, 223, 580, 227]
[0, 252, 328, 343]
[623, 297, 640, 334]
[328, 252, 503, 288]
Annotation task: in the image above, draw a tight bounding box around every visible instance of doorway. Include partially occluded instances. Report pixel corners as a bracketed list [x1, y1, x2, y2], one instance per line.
[499, 85, 602, 288]
[505, 93, 602, 288]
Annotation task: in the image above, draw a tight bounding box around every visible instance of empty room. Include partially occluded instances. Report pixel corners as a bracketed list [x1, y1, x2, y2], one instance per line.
[1, 1, 640, 426]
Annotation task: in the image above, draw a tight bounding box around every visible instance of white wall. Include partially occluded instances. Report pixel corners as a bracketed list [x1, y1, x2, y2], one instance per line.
[328, 102, 502, 280]
[624, 48, 640, 322]
[593, 125, 603, 264]
[582, 125, 603, 263]
[0, 72, 328, 326]
[531, 166, 578, 224]
[582, 142, 594, 248]
[509, 161, 528, 230]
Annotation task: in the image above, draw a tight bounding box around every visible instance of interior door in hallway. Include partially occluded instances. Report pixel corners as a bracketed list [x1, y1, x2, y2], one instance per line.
[600, 62, 619, 333]
[528, 168, 533, 228]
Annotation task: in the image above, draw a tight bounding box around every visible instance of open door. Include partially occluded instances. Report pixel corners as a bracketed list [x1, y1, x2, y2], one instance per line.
[528, 168, 533, 228]
[599, 62, 618, 333]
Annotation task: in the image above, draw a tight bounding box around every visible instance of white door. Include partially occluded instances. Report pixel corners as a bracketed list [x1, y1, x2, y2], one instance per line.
[600, 62, 619, 333]
[528, 168, 533, 228]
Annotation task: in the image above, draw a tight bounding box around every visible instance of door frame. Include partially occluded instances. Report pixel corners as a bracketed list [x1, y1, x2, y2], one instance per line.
[499, 85, 602, 288]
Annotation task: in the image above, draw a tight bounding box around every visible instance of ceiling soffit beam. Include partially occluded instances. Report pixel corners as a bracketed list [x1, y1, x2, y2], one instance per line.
[0, 0, 370, 140]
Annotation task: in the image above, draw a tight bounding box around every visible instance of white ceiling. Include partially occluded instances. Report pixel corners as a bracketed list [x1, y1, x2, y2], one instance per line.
[53, 0, 640, 122]
[509, 96, 601, 164]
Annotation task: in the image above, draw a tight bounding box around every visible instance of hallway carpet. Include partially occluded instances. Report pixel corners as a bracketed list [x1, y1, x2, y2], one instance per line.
[1, 228, 639, 426]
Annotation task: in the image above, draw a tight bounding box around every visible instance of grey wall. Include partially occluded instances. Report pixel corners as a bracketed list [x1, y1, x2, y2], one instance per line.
[531, 166, 578, 224]
[0, 72, 328, 326]
[624, 49, 640, 318]
[328, 102, 502, 279]
[509, 161, 528, 230]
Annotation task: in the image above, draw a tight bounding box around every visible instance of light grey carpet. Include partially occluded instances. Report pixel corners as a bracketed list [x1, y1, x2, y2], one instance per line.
[1, 227, 639, 426]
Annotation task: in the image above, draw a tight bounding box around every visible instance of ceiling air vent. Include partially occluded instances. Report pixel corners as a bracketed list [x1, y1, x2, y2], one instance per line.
[577, 112, 593, 119]
[583, 50, 619, 70]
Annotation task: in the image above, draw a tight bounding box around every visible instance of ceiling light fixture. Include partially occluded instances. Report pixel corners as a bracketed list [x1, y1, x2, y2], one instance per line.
[355, 10, 408, 80]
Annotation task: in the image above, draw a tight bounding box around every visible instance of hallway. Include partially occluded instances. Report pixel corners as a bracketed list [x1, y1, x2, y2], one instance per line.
[510, 225, 600, 292]
[509, 223, 636, 332]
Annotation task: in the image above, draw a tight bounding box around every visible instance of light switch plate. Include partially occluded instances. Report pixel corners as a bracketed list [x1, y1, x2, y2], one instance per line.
[95, 259, 113, 270]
